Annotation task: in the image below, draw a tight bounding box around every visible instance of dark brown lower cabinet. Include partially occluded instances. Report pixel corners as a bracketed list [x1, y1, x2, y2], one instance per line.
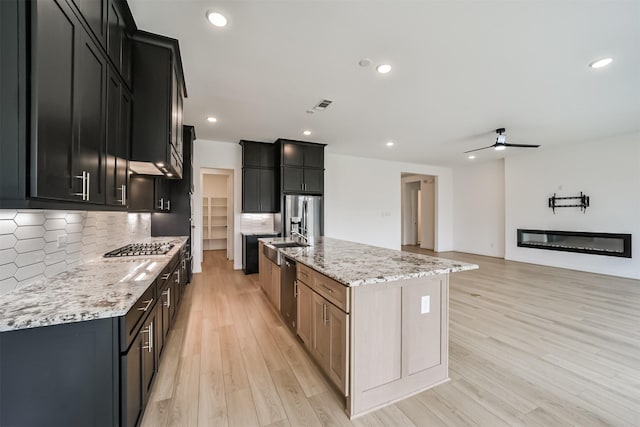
[0, 319, 117, 426]
[0, 256, 187, 427]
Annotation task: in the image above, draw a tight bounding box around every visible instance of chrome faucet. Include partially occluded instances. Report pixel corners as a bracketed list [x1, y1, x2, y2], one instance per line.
[290, 230, 308, 244]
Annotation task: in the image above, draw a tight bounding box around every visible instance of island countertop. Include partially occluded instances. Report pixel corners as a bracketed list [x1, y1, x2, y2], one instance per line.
[0, 236, 188, 332]
[261, 236, 478, 287]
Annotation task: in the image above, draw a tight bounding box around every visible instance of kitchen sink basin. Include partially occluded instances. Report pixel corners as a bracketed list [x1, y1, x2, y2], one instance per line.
[270, 242, 308, 248]
[263, 241, 308, 265]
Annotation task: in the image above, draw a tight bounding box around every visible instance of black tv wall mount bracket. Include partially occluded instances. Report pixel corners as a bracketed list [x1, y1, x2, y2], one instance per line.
[548, 192, 590, 214]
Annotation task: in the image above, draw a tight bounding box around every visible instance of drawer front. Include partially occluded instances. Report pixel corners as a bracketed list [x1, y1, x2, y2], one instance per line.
[121, 282, 156, 351]
[314, 273, 349, 313]
[297, 263, 315, 287]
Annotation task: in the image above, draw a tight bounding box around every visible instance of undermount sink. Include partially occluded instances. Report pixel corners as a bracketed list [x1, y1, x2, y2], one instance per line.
[270, 242, 308, 248]
[263, 241, 308, 265]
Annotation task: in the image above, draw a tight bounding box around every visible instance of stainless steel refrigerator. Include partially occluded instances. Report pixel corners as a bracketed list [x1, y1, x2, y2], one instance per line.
[283, 195, 323, 239]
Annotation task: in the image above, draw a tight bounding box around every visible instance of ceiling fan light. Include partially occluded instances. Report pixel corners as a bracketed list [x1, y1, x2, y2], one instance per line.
[494, 145, 506, 151]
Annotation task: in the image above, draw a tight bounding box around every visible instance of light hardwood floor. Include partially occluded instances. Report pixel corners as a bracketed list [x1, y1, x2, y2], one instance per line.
[141, 249, 640, 427]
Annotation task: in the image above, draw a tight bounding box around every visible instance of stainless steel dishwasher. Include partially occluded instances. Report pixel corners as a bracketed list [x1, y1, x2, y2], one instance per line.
[280, 256, 297, 333]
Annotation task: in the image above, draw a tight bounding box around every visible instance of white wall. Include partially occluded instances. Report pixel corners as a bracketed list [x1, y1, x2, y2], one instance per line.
[324, 153, 454, 251]
[193, 140, 243, 272]
[504, 133, 640, 279]
[453, 159, 505, 257]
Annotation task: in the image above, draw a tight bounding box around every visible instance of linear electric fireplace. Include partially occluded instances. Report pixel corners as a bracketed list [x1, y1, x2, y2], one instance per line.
[517, 229, 632, 258]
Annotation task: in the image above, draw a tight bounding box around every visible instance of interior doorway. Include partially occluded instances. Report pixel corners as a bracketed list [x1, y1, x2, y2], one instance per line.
[201, 168, 233, 260]
[401, 174, 436, 250]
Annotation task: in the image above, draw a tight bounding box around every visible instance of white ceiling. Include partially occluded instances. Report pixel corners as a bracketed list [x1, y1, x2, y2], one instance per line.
[128, 0, 640, 166]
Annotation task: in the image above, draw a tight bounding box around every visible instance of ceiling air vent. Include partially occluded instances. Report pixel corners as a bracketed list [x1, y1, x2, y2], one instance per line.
[313, 99, 333, 111]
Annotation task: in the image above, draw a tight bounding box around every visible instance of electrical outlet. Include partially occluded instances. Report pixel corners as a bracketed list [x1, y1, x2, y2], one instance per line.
[421, 295, 430, 314]
[57, 234, 67, 248]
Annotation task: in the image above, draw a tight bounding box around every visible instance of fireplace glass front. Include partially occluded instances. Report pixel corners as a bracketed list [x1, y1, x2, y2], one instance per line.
[517, 229, 632, 258]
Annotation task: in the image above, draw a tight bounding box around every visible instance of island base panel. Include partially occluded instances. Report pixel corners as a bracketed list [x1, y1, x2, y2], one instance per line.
[348, 274, 449, 418]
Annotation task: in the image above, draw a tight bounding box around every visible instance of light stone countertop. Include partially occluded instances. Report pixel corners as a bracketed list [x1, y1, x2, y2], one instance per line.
[261, 236, 478, 287]
[0, 236, 188, 332]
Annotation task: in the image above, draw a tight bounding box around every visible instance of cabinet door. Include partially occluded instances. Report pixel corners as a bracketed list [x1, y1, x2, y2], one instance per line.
[312, 292, 330, 365]
[107, 0, 124, 72]
[304, 144, 324, 169]
[242, 168, 261, 212]
[72, 0, 108, 47]
[259, 168, 277, 212]
[33, 0, 77, 201]
[140, 311, 157, 403]
[75, 29, 107, 204]
[122, 332, 142, 427]
[105, 68, 121, 206]
[303, 169, 323, 194]
[128, 175, 154, 211]
[258, 242, 267, 290]
[327, 304, 349, 394]
[282, 141, 304, 166]
[118, 87, 132, 204]
[154, 178, 170, 211]
[297, 283, 313, 346]
[270, 264, 281, 311]
[282, 167, 304, 194]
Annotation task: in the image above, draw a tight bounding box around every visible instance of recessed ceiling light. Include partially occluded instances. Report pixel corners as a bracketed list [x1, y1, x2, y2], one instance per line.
[386, 141, 394, 147]
[377, 64, 392, 74]
[589, 57, 612, 69]
[494, 145, 506, 151]
[303, 130, 311, 136]
[207, 116, 217, 123]
[468, 155, 476, 159]
[206, 12, 228, 27]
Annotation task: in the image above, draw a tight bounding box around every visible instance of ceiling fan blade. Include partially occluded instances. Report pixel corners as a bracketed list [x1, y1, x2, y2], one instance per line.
[464, 144, 496, 153]
[503, 143, 541, 148]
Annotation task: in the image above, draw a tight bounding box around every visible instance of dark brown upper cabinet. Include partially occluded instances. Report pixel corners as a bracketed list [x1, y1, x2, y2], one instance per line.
[277, 139, 326, 195]
[105, 66, 131, 207]
[241, 140, 277, 168]
[240, 141, 279, 213]
[0, 0, 137, 210]
[131, 31, 186, 179]
[280, 139, 325, 169]
[31, 0, 107, 205]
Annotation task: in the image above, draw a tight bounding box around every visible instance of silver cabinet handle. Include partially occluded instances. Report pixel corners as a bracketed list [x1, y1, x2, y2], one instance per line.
[74, 171, 88, 200]
[161, 273, 170, 280]
[141, 321, 153, 352]
[174, 270, 180, 284]
[322, 303, 327, 325]
[137, 298, 153, 312]
[86, 172, 90, 201]
[163, 288, 171, 307]
[117, 184, 127, 205]
[166, 200, 171, 210]
[294, 280, 298, 298]
[158, 198, 164, 210]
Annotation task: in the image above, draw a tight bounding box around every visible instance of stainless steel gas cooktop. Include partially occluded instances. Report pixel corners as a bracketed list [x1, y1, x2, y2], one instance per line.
[104, 242, 174, 257]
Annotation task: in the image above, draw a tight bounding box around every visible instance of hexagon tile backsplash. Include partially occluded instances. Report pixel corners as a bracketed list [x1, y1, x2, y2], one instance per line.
[0, 210, 151, 295]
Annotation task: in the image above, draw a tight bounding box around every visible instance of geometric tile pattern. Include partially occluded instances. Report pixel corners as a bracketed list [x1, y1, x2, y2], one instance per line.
[0, 210, 151, 295]
[240, 213, 275, 233]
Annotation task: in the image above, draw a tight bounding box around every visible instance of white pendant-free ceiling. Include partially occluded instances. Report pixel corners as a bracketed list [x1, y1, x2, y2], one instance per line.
[128, 1, 640, 166]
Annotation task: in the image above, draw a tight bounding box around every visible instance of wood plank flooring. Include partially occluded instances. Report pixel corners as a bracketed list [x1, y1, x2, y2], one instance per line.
[141, 248, 640, 426]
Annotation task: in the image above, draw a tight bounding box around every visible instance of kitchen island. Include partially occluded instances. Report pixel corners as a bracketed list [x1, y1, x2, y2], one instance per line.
[261, 236, 478, 418]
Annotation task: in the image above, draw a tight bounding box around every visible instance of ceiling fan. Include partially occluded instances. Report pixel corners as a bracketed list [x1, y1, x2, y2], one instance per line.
[464, 128, 541, 153]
